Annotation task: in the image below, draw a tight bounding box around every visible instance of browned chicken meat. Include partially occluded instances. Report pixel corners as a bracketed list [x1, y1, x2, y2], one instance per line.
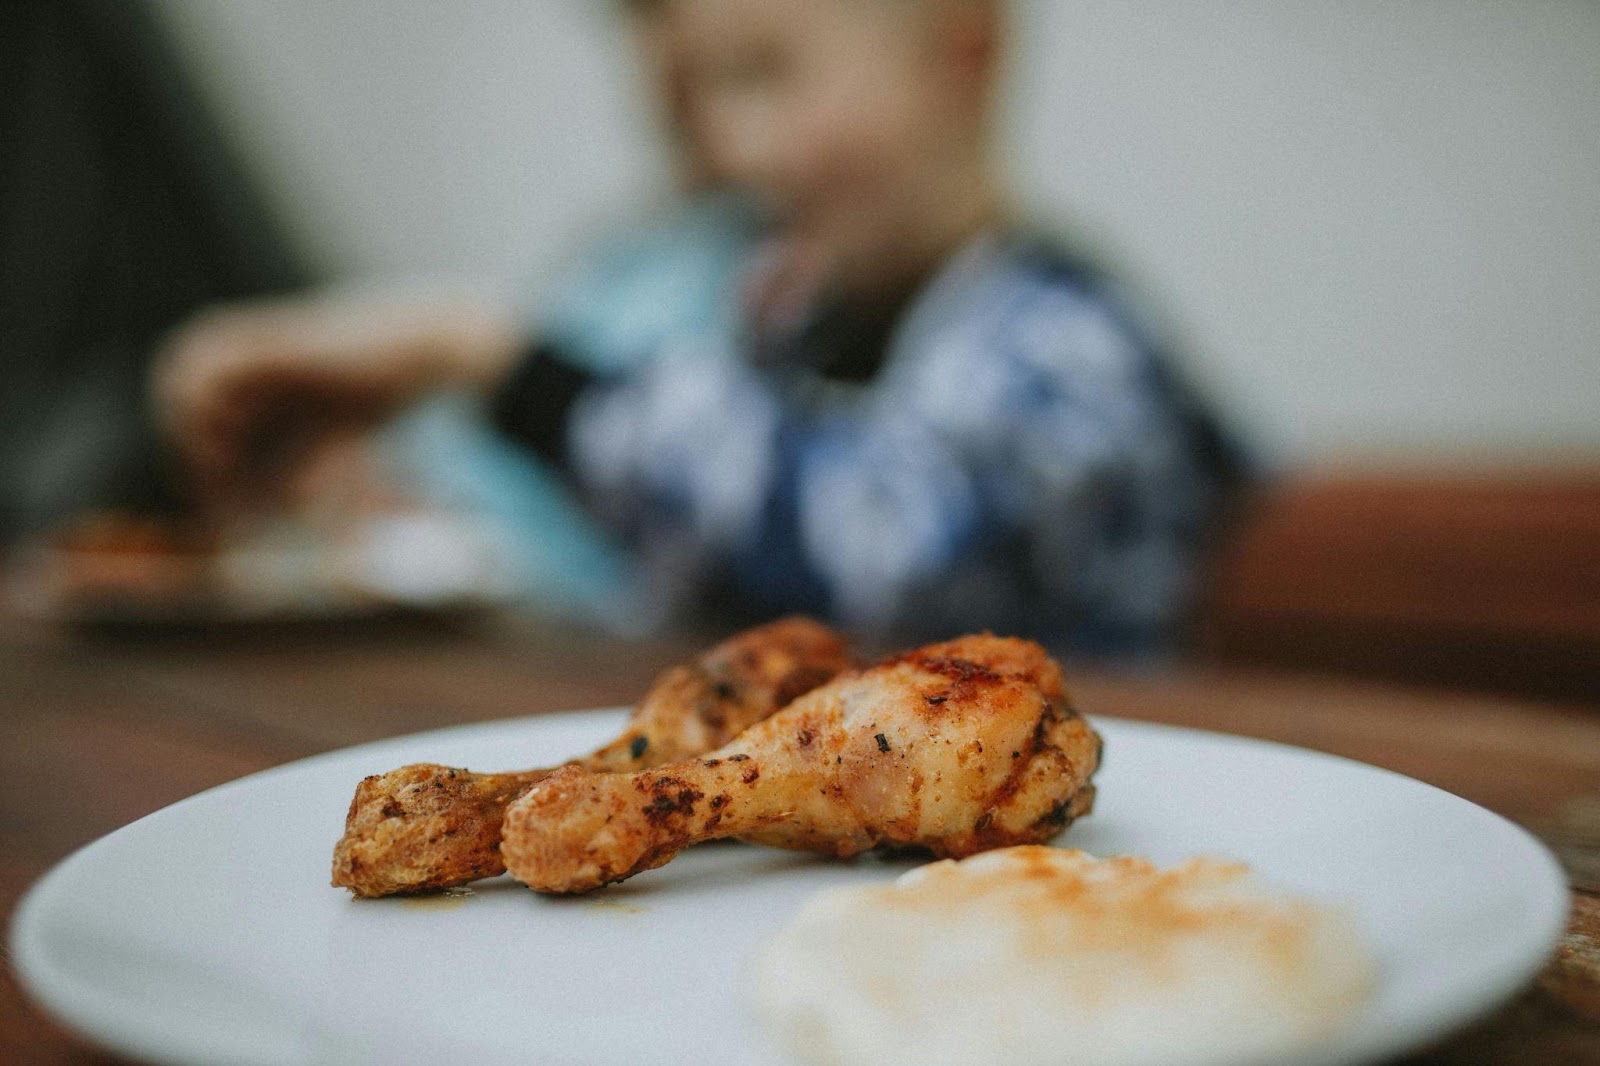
[501, 634, 1101, 894]
[332, 616, 853, 896]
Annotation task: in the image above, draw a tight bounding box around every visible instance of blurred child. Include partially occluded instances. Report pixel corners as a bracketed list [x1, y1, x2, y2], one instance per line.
[157, 0, 1241, 652]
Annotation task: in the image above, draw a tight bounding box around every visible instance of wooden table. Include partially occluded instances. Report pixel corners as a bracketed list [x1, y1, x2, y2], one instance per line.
[3, 614, 1597, 1064]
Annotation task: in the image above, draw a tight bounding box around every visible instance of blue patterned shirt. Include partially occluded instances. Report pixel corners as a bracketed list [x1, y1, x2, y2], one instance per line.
[494, 230, 1240, 653]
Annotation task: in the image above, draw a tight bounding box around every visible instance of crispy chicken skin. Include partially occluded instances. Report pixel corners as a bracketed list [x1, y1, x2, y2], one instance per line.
[331, 617, 853, 897]
[501, 635, 1101, 894]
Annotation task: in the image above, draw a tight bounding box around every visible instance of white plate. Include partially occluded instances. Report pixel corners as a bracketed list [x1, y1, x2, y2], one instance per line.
[11, 713, 1568, 1066]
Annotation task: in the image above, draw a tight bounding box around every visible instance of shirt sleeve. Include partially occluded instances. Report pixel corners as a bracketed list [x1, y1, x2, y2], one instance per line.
[487, 341, 596, 469]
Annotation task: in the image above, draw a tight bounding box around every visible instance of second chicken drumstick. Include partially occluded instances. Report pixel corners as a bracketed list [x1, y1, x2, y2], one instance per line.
[332, 616, 853, 896]
[501, 635, 1101, 894]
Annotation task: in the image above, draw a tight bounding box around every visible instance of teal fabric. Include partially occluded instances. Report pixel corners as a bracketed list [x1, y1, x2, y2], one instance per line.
[535, 193, 757, 373]
[378, 196, 758, 627]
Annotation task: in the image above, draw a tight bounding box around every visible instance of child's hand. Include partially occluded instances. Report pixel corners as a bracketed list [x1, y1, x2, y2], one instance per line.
[153, 293, 518, 511]
[742, 236, 837, 352]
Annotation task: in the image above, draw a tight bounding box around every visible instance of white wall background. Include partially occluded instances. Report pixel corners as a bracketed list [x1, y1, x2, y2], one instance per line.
[152, 0, 1600, 465]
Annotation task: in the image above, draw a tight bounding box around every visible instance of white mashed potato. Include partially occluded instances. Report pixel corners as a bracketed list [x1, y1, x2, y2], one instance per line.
[753, 846, 1374, 1066]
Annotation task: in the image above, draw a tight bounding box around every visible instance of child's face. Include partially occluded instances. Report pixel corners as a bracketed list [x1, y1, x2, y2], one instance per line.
[667, 0, 991, 296]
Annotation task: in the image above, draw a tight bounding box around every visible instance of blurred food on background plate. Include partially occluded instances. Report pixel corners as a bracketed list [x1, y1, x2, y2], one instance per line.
[6, 505, 513, 625]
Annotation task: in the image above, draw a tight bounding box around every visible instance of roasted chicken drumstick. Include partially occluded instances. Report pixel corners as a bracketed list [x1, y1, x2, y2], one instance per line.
[332, 617, 853, 896]
[501, 635, 1100, 894]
